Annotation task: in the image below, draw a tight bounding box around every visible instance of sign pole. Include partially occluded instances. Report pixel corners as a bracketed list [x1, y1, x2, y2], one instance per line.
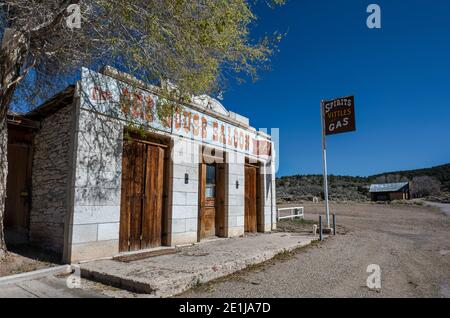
[320, 100, 331, 229]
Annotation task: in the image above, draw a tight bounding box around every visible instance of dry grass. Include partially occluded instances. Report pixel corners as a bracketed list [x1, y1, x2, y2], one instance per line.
[275, 218, 318, 235]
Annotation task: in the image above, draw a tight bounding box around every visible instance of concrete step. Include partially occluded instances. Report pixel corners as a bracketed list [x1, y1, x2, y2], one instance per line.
[80, 233, 316, 297]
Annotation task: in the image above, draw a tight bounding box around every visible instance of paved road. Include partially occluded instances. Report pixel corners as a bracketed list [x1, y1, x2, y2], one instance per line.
[0, 276, 105, 298]
[181, 203, 450, 298]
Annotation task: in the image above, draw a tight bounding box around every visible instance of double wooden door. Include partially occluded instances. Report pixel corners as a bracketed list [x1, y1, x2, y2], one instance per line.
[119, 139, 165, 252]
[244, 165, 258, 233]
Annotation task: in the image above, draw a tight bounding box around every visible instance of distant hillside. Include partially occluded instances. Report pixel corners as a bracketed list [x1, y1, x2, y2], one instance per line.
[276, 163, 450, 203]
[277, 174, 369, 203]
[369, 163, 450, 192]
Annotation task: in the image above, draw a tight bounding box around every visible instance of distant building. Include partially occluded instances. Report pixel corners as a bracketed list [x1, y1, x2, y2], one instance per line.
[369, 182, 410, 201]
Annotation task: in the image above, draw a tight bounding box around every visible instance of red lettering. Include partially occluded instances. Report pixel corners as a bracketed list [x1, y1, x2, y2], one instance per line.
[245, 135, 250, 151]
[228, 127, 233, 146]
[91, 86, 111, 102]
[161, 114, 172, 128]
[174, 110, 182, 130]
[220, 125, 226, 145]
[239, 131, 244, 150]
[120, 88, 131, 115]
[131, 93, 143, 119]
[193, 114, 200, 136]
[252, 139, 259, 156]
[213, 122, 219, 141]
[202, 117, 208, 139]
[183, 111, 191, 134]
[144, 95, 154, 122]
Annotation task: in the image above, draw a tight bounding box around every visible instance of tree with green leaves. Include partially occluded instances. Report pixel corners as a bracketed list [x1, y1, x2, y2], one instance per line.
[0, 0, 284, 258]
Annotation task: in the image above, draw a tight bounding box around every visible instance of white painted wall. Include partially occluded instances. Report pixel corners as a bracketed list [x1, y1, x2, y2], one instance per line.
[68, 109, 276, 262]
[69, 108, 124, 261]
[170, 137, 200, 245]
[65, 70, 276, 261]
[226, 152, 245, 237]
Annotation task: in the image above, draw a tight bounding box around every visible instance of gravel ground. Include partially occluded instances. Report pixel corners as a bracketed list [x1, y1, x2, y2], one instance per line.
[0, 245, 59, 278]
[425, 201, 450, 217]
[180, 202, 450, 298]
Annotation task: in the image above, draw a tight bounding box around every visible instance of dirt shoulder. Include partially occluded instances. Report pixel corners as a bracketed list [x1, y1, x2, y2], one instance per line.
[0, 246, 59, 278]
[274, 219, 318, 235]
[424, 201, 450, 217]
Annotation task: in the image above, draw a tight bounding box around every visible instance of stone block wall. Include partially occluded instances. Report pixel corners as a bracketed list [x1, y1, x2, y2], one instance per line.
[170, 138, 200, 245]
[225, 152, 245, 237]
[65, 108, 276, 261]
[30, 105, 73, 254]
[261, 161, 276, 232]
[270, 157, 277, 230]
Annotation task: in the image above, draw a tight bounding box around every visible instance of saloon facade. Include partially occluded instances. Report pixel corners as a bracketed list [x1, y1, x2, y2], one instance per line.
[4, 67, 277, 262]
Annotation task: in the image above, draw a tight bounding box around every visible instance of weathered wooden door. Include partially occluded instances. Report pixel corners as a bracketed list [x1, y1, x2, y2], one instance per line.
[5, 144, 32, 243]
[215, 163, 226, 237]
[198, 162, 226, 240]
[141, 145, 165, 249]
[199, 164, 216, 239]
[120, 139, 165, 252]
[244, 165, 258, 233]
[5, 127, 33, 244]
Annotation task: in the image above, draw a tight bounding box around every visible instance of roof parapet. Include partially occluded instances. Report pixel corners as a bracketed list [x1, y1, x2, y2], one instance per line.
[98, 66, 253, 129]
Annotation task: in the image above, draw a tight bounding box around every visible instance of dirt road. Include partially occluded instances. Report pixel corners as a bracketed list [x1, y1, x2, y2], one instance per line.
[425, 201, 450, 217]
[181, 203, 450, 298]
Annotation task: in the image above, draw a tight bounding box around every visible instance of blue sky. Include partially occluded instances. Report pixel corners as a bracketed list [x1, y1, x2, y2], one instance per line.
[222, 0, 450, 177]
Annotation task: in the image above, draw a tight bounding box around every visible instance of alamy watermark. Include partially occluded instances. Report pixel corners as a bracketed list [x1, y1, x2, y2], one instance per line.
[66, 265, 82, 289]
[66, 4, 381, 30]
[366, 264, 382, 290]
[66, 4, 81, 30]
[367, 4, 381, 29]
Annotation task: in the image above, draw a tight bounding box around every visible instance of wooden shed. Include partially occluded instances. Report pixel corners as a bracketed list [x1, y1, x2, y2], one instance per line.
[369, 182, 410, 202]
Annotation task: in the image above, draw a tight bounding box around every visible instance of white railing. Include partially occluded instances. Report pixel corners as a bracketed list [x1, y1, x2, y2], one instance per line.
[277, 207, 304, 221]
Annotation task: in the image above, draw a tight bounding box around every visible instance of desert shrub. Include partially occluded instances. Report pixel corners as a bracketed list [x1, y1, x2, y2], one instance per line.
[411, 176, 441, 198]
[277, 165, 450, 203]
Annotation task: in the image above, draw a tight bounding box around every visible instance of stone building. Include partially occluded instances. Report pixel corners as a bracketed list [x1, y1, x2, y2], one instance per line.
[4, 67, 277, 263]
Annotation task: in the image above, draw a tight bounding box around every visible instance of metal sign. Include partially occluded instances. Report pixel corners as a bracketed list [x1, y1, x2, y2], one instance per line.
[323, 96, 356, 136]
[320, 95, 356, 230]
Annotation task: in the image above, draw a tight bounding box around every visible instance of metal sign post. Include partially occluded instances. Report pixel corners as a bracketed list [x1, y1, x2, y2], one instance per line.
[320, 96, 356, 230]
[320, 100, 331, 229]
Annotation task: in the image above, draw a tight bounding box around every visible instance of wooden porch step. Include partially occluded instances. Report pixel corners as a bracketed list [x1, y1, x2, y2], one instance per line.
[113, 248, 177, 263]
